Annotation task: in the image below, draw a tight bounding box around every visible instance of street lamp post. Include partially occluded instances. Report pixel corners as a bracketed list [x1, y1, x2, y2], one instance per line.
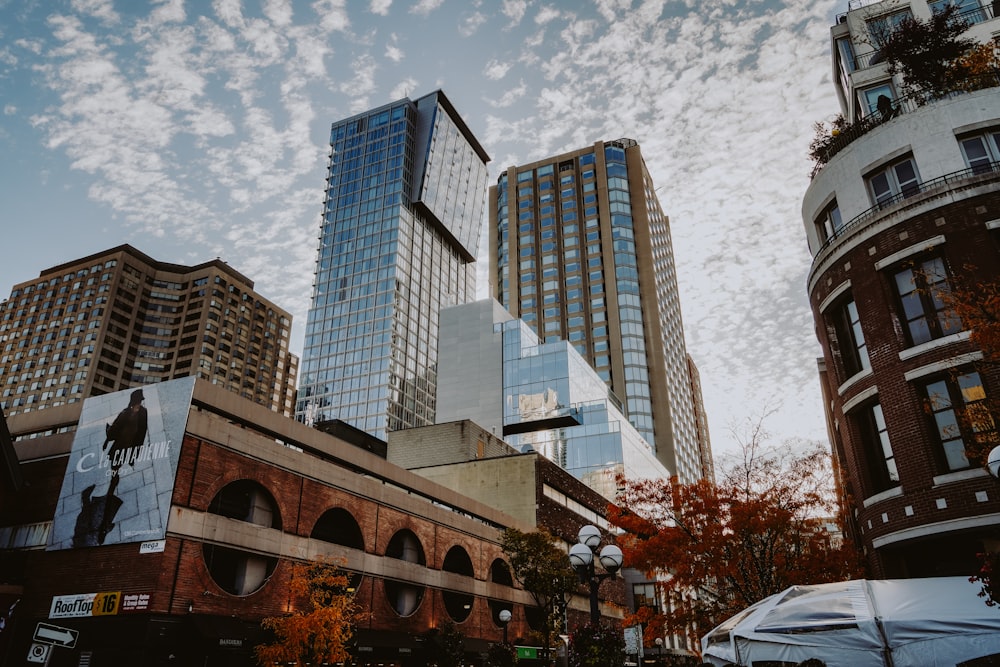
[499, 608, 512, 645]
[568, 524, 624, 624]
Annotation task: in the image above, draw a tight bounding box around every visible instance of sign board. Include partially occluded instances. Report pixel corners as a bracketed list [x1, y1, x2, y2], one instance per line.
[47, 377, 195, 550]
[34, 622, 78, 648]
[624, 625, 641, 655]
[139, 540, 165, 554]
[516, 646, 539, 659]
[50, 591, 148, 618]
[27, 644, 50, 663]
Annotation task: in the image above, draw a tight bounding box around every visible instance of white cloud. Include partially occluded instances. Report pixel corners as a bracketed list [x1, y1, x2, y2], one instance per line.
[3, 105, 16, 115]
[390, 76, 418, 100]
[459, 11, 488, 37]
[483, 59, 511, 80]
[312, 0, 350, 32]
[534, 6, 560, 25]
[489, 80, 527, 108]
[70, 0, 120, 24]
[502, 0, 528, 26]
[264, 0, 294, 27]
[370, 0, 392, 15]
[385, 33, 404, 62]
[410, 0, 445, 16]
[212, 0, 244, 29]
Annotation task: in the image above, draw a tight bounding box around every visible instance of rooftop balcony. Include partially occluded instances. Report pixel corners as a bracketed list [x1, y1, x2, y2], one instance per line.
[836, 0, 997, 27]
[810, 73, 1000, 179]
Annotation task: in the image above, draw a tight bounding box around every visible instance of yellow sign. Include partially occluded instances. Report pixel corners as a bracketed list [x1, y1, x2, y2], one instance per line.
[92, 591, 120, 616]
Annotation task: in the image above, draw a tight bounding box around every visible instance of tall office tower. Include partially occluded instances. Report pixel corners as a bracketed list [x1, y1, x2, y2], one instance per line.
[489, 139, 705, 482]
[804, 0, 1000, 577]
[686, 355, 714, 481]
[298, 91, 489, 438]
[0, 244, 298, 417]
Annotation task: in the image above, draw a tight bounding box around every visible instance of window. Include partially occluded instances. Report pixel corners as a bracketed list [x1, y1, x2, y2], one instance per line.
[815, 199, 844, 241]
[930, 0, 986, 24]
[857, 403, 899, 493]
[868, 156, 919, 208]
[831, 297, 870, 378]
[959, 129, 1000, 174]
[922, 371, 995, 472]
[867, 8, 913, 48]
[633, 583, 658, 610]
[892, 256, 961, 346]
[860, 82, 895, 118]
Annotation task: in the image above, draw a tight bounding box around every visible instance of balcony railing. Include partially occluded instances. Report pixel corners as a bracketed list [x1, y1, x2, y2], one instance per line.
[810, 72, 1000, 178]
[815, 161, 1000, 256]
[837, 0, 997, 26]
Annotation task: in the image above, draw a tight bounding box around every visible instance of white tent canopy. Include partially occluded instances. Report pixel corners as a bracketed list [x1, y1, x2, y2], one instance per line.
[701, 577, 1000, 667]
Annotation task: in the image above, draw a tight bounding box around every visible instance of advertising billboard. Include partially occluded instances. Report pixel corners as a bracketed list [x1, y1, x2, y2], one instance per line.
[47, 377, 196, 550]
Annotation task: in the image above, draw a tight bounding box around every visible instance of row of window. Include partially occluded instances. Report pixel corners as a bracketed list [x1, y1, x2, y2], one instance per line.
[205, 479, 517, 623]
[854, 368, 991, 496]
[825, 244, 995, 494]
[816, 128, 1000, 243]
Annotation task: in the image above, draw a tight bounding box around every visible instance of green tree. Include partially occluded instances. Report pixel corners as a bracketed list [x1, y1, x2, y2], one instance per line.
[420, 620, 466, 667]
[255, 558, 365, 666]
[500, 527, 578, 665]
[879, 4, 977, 97]
[486, 640, 518, 667]
[568, 622, 625, 667]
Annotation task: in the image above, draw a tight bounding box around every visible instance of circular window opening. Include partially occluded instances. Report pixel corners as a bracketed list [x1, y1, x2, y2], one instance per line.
[489, 559, 515, 625]
[202, 544, 277, 596]
[311, 508, 365, 550]
[442, 546, 475, 623]
[208, 480, 281, 529]
[384, 529, 426, 617]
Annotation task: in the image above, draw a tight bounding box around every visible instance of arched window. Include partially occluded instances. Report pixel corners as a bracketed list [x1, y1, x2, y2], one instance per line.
[202, 544, 277, 596]
[311, 508, 364, 550]
[208, 480, 281, 529]
[489, 559, 515, 626]
[384, 529, 426, 617]
[442, 545, 475, 623]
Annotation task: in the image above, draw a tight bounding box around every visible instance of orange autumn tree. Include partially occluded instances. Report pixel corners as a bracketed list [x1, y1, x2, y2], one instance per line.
[255, 558, 367, 666]
[610, 421, 864, 648]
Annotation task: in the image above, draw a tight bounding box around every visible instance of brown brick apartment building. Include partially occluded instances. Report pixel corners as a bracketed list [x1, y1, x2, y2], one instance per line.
[0, 379, 621, 666]
[0, 245, 298, 419]
[803, 1, 1000, 577]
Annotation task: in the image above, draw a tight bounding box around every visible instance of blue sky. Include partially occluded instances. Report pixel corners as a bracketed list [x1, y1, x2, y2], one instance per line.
[0, 0, 843, 459]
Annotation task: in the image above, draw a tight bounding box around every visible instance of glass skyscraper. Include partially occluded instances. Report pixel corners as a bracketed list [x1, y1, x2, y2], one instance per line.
[489, 139, 708, 482]
[298, 91, 489, 438]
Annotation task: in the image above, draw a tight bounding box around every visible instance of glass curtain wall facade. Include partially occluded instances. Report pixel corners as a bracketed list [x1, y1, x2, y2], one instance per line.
[489, 139, 705, 482]
[298, 91, 489, 439]
[500, 317, 670, 499]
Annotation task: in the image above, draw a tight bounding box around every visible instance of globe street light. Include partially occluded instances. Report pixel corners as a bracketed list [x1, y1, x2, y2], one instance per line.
[568, 524, 623, 624]
[988, 445, 1000, 480]
[499, 608, 512, 645]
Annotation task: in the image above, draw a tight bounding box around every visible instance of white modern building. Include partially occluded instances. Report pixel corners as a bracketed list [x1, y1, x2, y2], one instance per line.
[436, 299, 671, 500]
